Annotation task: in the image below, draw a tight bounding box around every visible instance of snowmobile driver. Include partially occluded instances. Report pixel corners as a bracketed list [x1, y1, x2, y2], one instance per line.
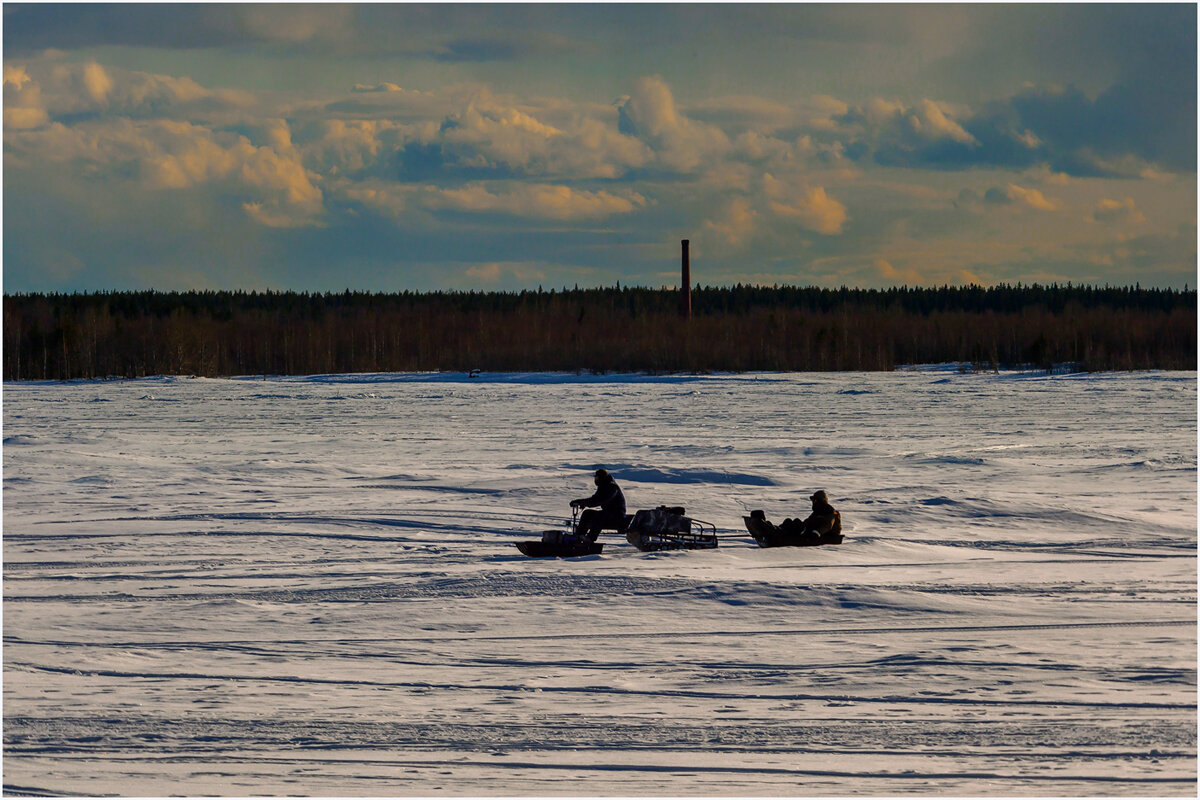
[782, 490, 841, 540]
[570, 469, 627, 543]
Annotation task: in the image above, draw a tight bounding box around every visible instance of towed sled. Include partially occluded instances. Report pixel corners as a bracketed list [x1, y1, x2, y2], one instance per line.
[625, 506, 718, 552]
[743, 509, 843, 548]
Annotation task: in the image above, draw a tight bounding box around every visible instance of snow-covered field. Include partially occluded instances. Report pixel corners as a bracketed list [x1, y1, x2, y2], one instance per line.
[3, 369, 1196, 796]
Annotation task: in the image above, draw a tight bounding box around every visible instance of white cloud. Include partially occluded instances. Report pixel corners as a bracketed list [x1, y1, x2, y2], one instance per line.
[466, 262, 503, 282]
[420, 183, 646, 220]
[301, 119, 412, 175]
[4, 64, 32, 90]
[618, 75, 730, 173]
[439, 101, 565, 171]
[8, 59, 255, 122]
[845, 96, 979, 150]
[6, 116, 323, 226]
[374, 91, 652, 180]
[764, 174, 848, 235]
[1005, 183, 1060, 211]
[462, 261, 548, 285]
[803, 95, 851, 131]
[874, 258, 924, 285]
[4, 63, 48, 129]
[352, 83, 408, 93]
[689, 94, 798, 134]
[1091, 197, 1146, 225]
[908, 99, 976, 145]
[704, 196, 758, 245]
[343, 180, 646, 222]
[343, 183, 408, 216]
[82, 62, 113, 104]
[4, 105, 49, 129]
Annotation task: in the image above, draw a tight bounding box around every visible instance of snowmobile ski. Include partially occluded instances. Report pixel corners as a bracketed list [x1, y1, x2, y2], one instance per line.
[743, 512, 843, 548]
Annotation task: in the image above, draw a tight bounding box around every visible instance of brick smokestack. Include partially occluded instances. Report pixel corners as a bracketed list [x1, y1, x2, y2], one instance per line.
[681, 239, 691, 319]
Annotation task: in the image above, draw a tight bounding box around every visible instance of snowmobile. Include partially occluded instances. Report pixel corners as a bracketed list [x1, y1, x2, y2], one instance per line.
[743, 509, 844, 547]
[624, 506, 718, 552]
[515, 507, 606, 558]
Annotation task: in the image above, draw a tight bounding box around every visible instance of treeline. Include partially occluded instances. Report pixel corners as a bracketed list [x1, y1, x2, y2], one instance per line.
[3, 284, 1195, 380]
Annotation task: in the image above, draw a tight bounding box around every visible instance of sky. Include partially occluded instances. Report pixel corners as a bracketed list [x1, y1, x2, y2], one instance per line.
[2, 3, 1196, 293]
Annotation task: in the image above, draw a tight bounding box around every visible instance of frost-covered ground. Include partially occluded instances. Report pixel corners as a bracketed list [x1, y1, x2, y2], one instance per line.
[3, 369, 1196, 796]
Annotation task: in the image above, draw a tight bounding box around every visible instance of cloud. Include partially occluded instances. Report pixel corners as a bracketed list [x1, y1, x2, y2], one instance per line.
[232, 5, 354, 46]
[3, 13, 1194, 295]
[462, 261, 548, 285]
[466, 262, 503, 282]
[689, 95, 798, 134]
[831, 70, 1195, 177]
[874, 258, 923, 285]
[1003, 183, 1060, 211]
[4, 105, 50, 129]
[4, 64, 32, 90]
[1009, 80, 1195, 175]
[438, 38, 523, 62]
[344, 180, 646, 222]
[352, 83, 405, 93]
[1091, 197, 1146, 225]
[242, 202, 313, 229]
[618, 76, 730, 173]
[6, 116, 323, 227]
[4, 58, 256, 124]
[4, 62, 49, 129]
[977, 184, 1059, 212]
[82, 62, 113, 103]
[843, 96, 978, 147]
[391, 92, 651, 180]
[704, 197, 758, 245]
[909, 99, 976, 145]
[764, 174, 847, 235]
[300, 119, 411, 176]
[2, 4, 354, 53]
[420, 183, 646, 220]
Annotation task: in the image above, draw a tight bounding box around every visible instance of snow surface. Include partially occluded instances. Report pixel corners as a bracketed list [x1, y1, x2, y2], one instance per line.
[3, 369, 1196, 796]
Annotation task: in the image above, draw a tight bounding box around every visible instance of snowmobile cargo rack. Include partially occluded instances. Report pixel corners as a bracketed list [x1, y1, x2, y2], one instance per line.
[625, 506, 719, 552]
[743, 510, 843, 548]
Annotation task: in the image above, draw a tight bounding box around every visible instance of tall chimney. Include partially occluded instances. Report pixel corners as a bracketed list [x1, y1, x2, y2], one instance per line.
[681, 239, 691, 319]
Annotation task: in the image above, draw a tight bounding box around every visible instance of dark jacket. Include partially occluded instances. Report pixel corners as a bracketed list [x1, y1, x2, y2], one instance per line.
[802, 500, 841, 536]
[575, 479, 626, 517]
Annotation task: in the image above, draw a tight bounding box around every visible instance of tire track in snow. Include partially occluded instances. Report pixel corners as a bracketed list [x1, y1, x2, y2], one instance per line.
[8, 661, 1193, 710]
[3, 751, 1194, 789]
[8, 714, 1194, 761]
[8, 618, 1193, 649]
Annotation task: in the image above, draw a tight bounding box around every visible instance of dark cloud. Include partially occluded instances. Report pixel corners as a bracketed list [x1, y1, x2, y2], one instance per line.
[430, 38, 527, 63]
[840, 78, 1195, 177]
[4, 4, 263, 52]
[1010, 83, 1196, 174]
[429, 32, 582, 63]
[814, 4, 1197, 176]
[983, 187, 1012, 206]
[4, 4, 589, 63]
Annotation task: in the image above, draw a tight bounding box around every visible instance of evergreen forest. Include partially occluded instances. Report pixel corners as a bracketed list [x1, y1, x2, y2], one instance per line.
[3, 284, 1195, 380]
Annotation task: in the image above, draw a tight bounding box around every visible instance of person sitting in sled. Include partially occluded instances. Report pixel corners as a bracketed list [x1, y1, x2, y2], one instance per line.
[570, 469, 627, 543]
[781, 490, 841, 540]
